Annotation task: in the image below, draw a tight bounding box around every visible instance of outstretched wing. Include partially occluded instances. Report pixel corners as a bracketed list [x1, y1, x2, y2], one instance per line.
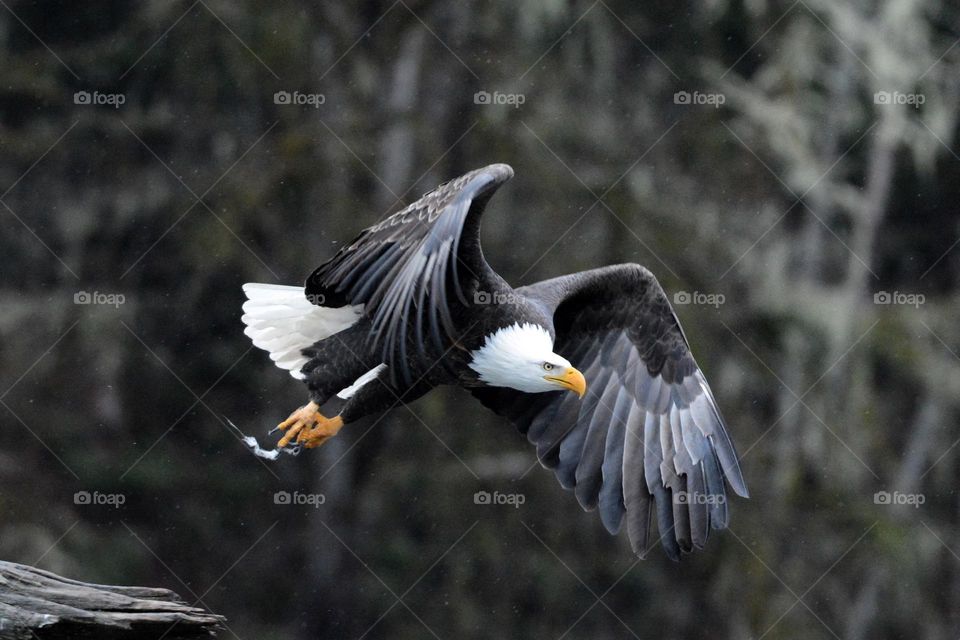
[471, 264, 748, 560]
[305, 164, 514, 382]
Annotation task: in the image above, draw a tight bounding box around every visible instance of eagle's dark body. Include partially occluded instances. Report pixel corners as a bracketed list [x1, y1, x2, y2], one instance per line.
[242, 163, 748, 560]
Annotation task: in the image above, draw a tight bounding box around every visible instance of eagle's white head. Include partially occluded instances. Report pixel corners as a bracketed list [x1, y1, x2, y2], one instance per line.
[469, 322, 587, 397]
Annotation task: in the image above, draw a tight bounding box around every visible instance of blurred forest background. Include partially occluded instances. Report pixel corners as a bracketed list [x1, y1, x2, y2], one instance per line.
[1, 1, 959, 638]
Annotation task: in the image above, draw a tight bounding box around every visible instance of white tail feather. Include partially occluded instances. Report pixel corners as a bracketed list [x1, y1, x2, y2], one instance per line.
[241, 283, 363, 379]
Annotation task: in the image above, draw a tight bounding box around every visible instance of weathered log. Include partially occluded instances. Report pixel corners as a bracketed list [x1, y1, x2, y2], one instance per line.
[0, 561, 223, 639]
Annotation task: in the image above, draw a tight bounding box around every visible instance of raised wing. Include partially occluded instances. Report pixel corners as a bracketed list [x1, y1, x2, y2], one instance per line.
[472, 264, 748, 560]
[305, 164, 514, 382]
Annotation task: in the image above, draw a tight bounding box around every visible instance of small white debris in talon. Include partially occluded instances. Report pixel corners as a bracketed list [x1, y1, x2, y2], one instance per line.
[242, 436, 281, 461]
[224, 416, 287, 461]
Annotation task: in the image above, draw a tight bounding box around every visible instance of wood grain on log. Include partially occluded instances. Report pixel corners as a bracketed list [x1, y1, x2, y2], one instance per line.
[0, 561, 223, 639]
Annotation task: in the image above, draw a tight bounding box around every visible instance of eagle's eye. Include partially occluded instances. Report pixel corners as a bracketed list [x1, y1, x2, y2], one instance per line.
[542, 362, 555, 371]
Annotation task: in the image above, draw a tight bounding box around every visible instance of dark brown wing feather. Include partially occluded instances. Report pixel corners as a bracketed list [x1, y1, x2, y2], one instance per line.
[305, 164, 514, 382]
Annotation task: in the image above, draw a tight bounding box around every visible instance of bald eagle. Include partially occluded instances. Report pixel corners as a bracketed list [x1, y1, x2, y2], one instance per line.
[241, 164, 748, 559]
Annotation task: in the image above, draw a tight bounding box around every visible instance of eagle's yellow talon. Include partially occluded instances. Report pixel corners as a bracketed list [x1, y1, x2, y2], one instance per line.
[276, 423, 304, 448]
[276, 402, 324, 448]
[296, 415, 344, 449]
[276, 401, 320, 431]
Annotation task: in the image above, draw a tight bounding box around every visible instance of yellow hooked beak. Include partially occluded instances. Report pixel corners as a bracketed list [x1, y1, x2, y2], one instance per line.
[545, 366, 587, 399]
